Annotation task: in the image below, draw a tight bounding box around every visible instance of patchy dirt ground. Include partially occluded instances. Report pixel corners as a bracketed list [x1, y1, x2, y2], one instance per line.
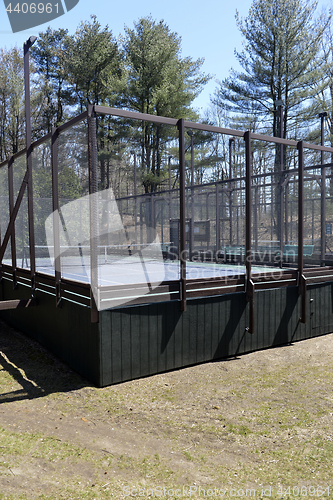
[0, 317, 333, 500]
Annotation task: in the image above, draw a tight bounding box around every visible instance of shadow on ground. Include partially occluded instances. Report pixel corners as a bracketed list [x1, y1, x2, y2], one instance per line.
[0, 318, 90, 404]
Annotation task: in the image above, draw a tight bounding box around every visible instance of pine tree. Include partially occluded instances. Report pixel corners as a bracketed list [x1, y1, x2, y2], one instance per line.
[213, 0, 330, 241]
[31, 27, 72, 133]
[122, 17, 209, 192]
[0, 47, 25, 160]
[63, 15, 123, 110]
[214, 0, 329, 141]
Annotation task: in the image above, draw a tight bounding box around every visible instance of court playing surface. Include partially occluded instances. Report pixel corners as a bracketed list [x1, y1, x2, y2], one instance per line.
[5, 252, 281, 286]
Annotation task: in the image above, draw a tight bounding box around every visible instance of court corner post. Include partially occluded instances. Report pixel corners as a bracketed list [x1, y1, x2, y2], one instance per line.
[87, 104, 99, 323]
[24, 37, 37, 295]
[244, 130, 255, 334]
[177, 118, 187, 312]
[51, 126, 61, 307]
[297, 140, 306, 324]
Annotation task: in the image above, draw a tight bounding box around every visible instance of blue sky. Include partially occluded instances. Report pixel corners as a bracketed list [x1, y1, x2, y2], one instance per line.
[0, 0, 331, 114]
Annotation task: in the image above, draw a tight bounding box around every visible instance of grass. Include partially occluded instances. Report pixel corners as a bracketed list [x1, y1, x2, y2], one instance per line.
[2, 323, 333, 499]
[0, 427, 94, 466]
[227, 424, 253, 436]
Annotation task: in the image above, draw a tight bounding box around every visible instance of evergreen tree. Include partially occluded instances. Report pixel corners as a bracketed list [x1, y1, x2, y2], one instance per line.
[0, 47, 25, 160]
[308, 23, 333, 150]
[213, 0, 330, 242]
[63, 15, 123, 110]
[31, 27, 72, 133]
[214, 0, 329, 142]
[62, 16, 124, 191]
[122, 16, 209, 192]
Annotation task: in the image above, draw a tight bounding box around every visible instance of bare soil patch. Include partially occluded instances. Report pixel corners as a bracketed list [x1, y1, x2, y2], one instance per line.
[0, 318, 333, 499]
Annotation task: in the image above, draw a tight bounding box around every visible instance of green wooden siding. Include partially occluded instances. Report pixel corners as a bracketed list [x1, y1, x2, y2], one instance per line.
[2, 276, 333, 387]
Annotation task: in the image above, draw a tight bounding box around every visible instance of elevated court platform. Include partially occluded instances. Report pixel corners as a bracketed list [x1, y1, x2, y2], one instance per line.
[2, 105, 333, 386]
[2, 261, 333, 387]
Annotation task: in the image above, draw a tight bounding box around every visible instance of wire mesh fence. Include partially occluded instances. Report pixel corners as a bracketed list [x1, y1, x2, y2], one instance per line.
[2, 106, 333, 314]
[0, 163, 11, 264]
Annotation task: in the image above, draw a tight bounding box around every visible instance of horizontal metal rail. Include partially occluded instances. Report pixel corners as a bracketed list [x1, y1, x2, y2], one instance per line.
[94, 106, 333, 153]
[0, 111, 88, 171]
[1, 264, 90, 307]
[2, 260, 333, 309]
[94, 106, 178, 126]
[0, 147, 26, 170]
[57, 110, 88, 133]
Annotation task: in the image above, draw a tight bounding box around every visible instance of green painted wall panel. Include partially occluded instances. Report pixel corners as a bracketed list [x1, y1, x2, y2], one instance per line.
[110, 311, 122, 385]
[156, 304, 167, 374]
[210, 298, 220, 358]
[181, 309, 190, 366]
[130, 312, 141, 380]
[100, 312, 112, 387]
[173, 305, 183, 369]
[189, 303, 198, 365]
[203, 300, 212, 360]
[99, 284, 333, 385]
[196, 301, 206, 364]
[120, 312, 132, 381]
[0, 278, 100, 385]
[148, 304, 158, 375]
[164, 301, 176, 371]
[138, 307, 150, 378]
[3, 276, 333, 387]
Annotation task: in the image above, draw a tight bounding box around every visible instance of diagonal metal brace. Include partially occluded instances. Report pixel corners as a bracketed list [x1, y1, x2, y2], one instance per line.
[0, 168, 29, 263]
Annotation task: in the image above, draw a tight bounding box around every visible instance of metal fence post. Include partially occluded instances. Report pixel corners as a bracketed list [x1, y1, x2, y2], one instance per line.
[51, 127, 61, 306]
[24, 40, 36, 294]
[8, 155, 17, 289]
[320, 113, 326, 265]
[229, 138, 234, 246]
[216, 183, 220, 253]
[88, 104, 99, 323]
[178, 118, 187, 312]
[297, 141, 306, 324]
[245, 131, 254, 334]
